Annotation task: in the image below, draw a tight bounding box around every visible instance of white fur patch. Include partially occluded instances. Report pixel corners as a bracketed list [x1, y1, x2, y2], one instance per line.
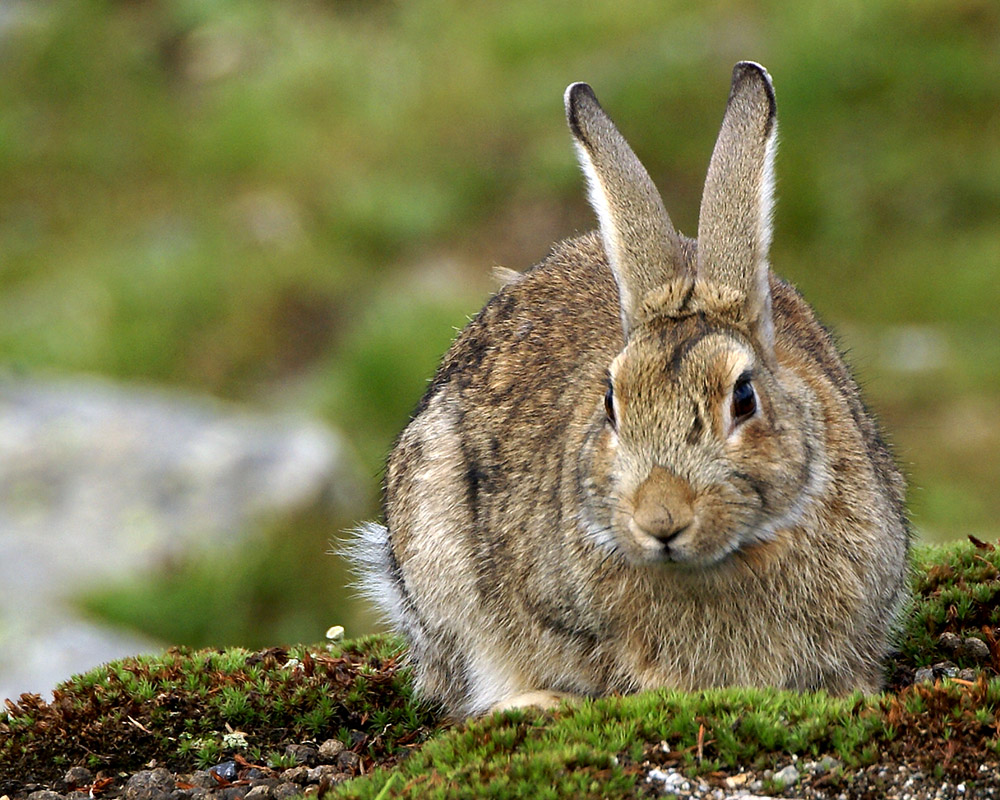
[341, 521, 412, 634]
[465, 652, 523, 715]
[573, 139, 633, 334]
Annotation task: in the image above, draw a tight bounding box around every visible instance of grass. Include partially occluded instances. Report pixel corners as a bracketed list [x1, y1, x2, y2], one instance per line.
[4, 540, 1000, 797]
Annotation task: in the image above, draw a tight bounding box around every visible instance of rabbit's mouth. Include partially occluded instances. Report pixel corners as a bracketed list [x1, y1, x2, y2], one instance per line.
[619, 477, 802, 568]
[626, 516, 743, 567]
[626, 517, 714, 564]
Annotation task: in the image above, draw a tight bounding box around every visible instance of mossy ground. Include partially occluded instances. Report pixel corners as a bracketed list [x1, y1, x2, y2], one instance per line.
[0, 637, 440, 790]
[3, 540, 1000, 798]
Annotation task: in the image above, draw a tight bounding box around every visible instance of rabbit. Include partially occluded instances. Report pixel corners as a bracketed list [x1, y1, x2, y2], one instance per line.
[350, 62, 911, 718]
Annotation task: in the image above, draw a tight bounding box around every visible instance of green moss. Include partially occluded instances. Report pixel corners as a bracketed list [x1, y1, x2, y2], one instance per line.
[327, 687, 884, 799]
[0, 638, 439, 785]
[326, 541, 1000, 798]
[6, 542, 1000, 796]
[895, 539, 1000, 669]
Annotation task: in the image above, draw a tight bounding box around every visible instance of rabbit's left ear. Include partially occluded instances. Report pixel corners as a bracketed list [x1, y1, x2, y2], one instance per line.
[697, 62, 777, 349]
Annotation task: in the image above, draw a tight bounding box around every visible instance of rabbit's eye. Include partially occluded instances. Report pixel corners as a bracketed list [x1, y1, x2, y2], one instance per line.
[604, 376, 617, 430]
[731, 374, 756, 424]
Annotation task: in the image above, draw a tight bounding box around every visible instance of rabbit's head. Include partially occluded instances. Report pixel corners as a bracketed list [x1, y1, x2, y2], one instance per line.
[571, 64, 826, 568]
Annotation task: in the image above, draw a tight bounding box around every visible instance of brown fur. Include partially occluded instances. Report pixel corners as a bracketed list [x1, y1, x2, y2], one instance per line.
[352, 63, 910, 717]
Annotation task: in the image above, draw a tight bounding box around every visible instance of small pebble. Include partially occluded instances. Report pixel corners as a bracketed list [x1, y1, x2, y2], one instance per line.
[280, 766, 310, 785]
[956, 636, 991, 663]
[933, 660, 959, 678]
[724, 772, 750, 788]
[272, 784, 301, 800]
[817, 755, 841, 773]
[62, 766, 93, 789]
[774, 764, 800, 786]
[336, 750, 361, 772]
[125, 769, 175, 800]
[318, 738, 346, 763]
[662, 772, 688, 790]
[210, 761, 238, 782]
[914, 666, 934, 684]
[184, 771, 219, 790]
[646, 768, 670, 783]
[348, 730, 367, 747]
[284, 743, 318, 766]
[307, 765, 341, 784]
[28, 792, 65, 800]
[938, 631, 961, 652]
[245, 787, 273, 800]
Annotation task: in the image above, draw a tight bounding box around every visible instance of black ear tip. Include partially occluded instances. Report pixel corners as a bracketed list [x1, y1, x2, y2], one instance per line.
[733, 61, 772, 88]
[565, 82, 596, 104]
[565, 81, 596, 116]
[731, 61, 777, 126]
[565, 82, 601, 136]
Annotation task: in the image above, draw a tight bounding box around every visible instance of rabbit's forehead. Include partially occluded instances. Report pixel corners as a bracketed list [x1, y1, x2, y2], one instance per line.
[611, 326, 755, 394]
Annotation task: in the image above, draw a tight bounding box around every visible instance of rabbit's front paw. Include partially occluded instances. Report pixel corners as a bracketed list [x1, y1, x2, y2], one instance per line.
[490, 690, 580, 714]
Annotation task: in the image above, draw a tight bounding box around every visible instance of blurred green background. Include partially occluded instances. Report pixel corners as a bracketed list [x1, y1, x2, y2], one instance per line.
[2, 0, 998, 649]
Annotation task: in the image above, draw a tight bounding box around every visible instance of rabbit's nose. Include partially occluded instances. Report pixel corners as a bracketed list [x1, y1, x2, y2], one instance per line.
[632, 466, 695, 543]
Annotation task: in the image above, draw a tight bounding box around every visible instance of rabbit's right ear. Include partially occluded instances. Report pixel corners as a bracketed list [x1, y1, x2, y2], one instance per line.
[696, 62, 777, 349]
[566, 83, 684, 339]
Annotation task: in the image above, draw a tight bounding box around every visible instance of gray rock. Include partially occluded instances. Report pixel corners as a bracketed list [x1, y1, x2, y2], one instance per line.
[169, 789, 208, 800]
[773, 764, 800, 786]
[958, 667, 978, 681]
[272, 783, 301, 800]
[938, 631, 961, 652]
[645, 767, 668, 783]
[816, 755, 841, 773]
[956, 636, 991, 663]
[62, 765, 93, 788]
[317, 738, 346, 763]
[183, 771, 218, 790]
[28, 792, 65, 800]
[933, 660, 959, 678]
[0, 376, 357, 703]
[245, 787, 274, 800]
[125, 768, 175, 800]
[661, 772, 688, 791]
[348, 730, 366, 747]
[336, 750, 361, 772]
[307, 765, 341, 784]
[280, 766, 310, 785]
[914, 666, 934, 683]
[209, 760, 238, 782]
[284, 743, 318, 766]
